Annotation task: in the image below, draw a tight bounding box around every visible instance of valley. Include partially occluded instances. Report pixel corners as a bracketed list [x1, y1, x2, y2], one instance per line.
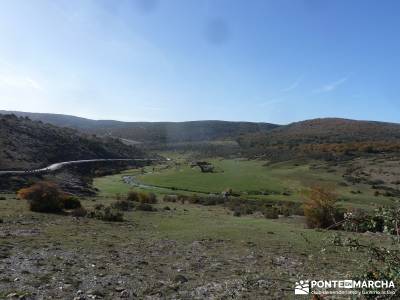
[2, 2, 399, 298]
[0, 112, 399, 299]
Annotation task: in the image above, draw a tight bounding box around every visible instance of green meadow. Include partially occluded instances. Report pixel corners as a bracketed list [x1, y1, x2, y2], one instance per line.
[94, 158, 393, 210]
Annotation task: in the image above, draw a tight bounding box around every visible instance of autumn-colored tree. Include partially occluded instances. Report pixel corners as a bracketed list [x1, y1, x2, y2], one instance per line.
[303, 186, 343, 229]
[18, 181, 65, 213]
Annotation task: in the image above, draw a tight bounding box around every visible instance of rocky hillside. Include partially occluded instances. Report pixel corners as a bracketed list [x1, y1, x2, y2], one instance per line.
[0, 114, 144, 170]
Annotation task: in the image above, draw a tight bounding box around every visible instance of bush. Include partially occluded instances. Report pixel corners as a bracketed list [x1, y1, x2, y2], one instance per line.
[0, 196, 6, 200]
[233, 209, 241, 217]
[303, 187, 343, 228]
[111, 199, 135, 211]
[330, 234, 400, 297]
[138, 192, 157, 204]
[71, 207, 87, 217]
[94, 204, 105, 210]
[18, 181, 64, 213]
[62, 196, 82, 210]
[136, 203, 156, 212]
[185, 195, 199, 204]
[263, 206, 279, 219]
[127, 191, 140, 202]
[163, 195, 178, 202]
[88, 206, 124, 222]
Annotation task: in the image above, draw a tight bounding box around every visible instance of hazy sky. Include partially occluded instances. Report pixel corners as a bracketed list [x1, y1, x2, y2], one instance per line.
[0, 0, 399, 124]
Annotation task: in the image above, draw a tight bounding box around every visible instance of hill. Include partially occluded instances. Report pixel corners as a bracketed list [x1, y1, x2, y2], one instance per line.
[0, 111, 279, 144]
[238, 118, 400, 160]
[0, 114, 144, 170]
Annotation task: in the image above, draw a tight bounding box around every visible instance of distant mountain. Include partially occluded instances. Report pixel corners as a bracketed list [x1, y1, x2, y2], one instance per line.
[4, 111, 399, 162]
[0, 110, 116, 129]
[0, 114, 144, 170]
[0, 111, 279, 144]
[238, 118, 400, 160]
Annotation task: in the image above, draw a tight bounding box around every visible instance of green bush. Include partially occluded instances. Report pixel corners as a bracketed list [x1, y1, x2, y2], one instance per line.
[263, 206, 279, 219]
[88, 206, 124, 222]
[136, 203, 156, 212]
[331, 234, 400, 298]
[343, 205, 399, 234]
[163, 195, 178, 202]
[112, 199, 135, 211]
[94, 204, 105, 210]
[233, 209, 241, 217]
[0, 196, 6, 200]
[127, 191, 140, 202]
[138, 192, 157, 204]
[62, 196, 82, 210]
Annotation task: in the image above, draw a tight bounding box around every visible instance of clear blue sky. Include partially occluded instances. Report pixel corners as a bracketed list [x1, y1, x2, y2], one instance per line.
[0, 0, 399, 124]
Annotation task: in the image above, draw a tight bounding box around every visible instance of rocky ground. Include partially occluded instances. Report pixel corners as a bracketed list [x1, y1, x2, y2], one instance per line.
[0, 218, 301, 299]
[0, 185, 385, 300]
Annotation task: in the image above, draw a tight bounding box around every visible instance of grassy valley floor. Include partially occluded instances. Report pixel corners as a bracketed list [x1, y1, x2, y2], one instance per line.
[0, 156, 395, 299]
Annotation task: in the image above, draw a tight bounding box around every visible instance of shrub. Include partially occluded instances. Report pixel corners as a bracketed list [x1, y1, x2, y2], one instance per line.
[94, 204, 105, 210]
[263, 206, 279, 219]
[330, 234, 400, 297]
[62, 196, 82, 210]
[163, 195, 178, 202]
[136, 203, 156, 212]
[138, 192, 157, 204]
[18, 181, 64, 213]
[186, 195, 199, 204]
[233, 209, 241, 217]
[342, 209, 384, 232]
[303, 187, 343, 228]
[147, 192, 157, 204]
[111, 199, 135, 211]
[88, 206, 124, 222]
[102, 207, 124, 221]
[127, 191, 140, 202]
[71, 207, 87, 217]
[0, 196, 6, 200]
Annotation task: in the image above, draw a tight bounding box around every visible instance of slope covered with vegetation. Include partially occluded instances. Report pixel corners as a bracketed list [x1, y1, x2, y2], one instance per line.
[0, 111, 278, 144]
[0, 114, 144, 170]
[238, 118, 400, 161]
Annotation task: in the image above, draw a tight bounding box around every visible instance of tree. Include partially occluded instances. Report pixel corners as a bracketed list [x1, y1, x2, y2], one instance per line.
[303, 187, 343, 228]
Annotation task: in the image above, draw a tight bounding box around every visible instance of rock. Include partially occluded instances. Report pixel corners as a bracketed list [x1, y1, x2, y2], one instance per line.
[120, 290, 130, 298]
[115, 287, 125, 292]
[174, 274, 188, 283]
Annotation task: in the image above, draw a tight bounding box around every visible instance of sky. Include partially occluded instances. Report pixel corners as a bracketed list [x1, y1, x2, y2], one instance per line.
[0, 0, 399, 124]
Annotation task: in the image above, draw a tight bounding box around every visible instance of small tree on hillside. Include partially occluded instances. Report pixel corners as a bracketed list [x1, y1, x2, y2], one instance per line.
[303, 186, 343, 228]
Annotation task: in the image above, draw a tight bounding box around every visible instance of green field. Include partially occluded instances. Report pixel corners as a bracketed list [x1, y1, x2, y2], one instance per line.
[95, 158, 395, 210]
